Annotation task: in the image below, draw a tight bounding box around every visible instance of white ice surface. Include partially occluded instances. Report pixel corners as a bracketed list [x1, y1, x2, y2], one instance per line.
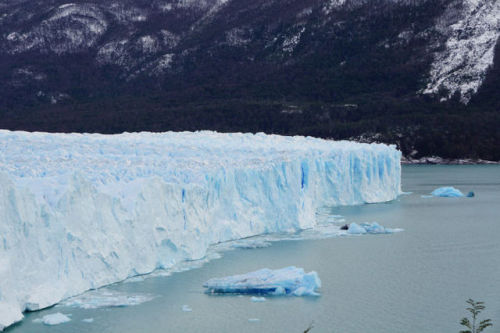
[0, 130, 401, 329]
[33, 313, 71, 325]
[250, 296, 266, 302]
[203, 266, 321, 296]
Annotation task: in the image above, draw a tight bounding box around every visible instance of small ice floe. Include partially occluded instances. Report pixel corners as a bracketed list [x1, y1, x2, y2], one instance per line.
[347, 222, 401, 235]
[203, 266, 321, 296]
[82, 318, 94, 323]
[62, 289, 154, 309]
[248, 318, 260, 322]
[430, 187, 474, 198]
[33, 313, 71, 325]
[229, 239, 272, 249]
[250, 296, 266, 302]
[182, 305, 192, 312]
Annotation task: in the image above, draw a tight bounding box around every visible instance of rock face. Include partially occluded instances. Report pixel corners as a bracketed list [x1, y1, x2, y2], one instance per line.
[0, 0, 498, 159]
[423, 0, 500, 103]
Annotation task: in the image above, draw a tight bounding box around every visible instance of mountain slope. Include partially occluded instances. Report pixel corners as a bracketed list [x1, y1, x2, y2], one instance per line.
[0, 0, 498, 159]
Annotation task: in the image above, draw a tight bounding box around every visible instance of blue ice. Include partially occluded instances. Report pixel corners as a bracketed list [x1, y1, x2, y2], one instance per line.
[431, 187, 465, 197]
[347, 222, 400, 234]
[203, 266, 321, 296]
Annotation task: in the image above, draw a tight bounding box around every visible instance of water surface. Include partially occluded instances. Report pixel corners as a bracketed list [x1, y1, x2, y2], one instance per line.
[10, 165, 500, 333]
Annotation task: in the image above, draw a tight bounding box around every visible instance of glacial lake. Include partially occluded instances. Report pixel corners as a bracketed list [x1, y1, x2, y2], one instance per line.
[8, 165, 500, 333]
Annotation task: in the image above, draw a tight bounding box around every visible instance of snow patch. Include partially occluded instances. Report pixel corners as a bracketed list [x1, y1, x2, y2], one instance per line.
[283, 26, 306, 53]
[423, 0, 500, 103]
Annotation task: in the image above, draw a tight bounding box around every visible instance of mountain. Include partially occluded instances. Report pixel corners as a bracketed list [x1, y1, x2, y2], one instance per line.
[0, 0, 498, 159]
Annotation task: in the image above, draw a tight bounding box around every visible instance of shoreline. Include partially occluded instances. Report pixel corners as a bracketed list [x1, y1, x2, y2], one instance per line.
[401, 156, 500, 165]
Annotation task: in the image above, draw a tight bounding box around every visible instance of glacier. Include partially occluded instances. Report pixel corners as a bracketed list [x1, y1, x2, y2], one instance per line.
[203, 266, 321, 296]
[0, 130, 401, 330]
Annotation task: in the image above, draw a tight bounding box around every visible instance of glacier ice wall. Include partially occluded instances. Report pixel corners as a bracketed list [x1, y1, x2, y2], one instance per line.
[423, 0, 500, 103]
[0, 130, 401, 330]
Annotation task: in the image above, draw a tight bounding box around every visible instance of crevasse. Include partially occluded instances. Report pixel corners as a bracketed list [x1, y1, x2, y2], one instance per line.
[0, 130, 401, 330]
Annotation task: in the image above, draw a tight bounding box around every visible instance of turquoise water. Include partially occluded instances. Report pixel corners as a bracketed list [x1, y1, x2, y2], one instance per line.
[9, 165, 500, 332]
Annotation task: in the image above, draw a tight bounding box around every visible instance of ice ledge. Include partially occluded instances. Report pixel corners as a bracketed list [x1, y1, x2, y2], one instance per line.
[0, 131, 401, 330]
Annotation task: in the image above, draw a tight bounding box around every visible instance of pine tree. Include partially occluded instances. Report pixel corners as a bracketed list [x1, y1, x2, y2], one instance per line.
[460, 299, 493, 333]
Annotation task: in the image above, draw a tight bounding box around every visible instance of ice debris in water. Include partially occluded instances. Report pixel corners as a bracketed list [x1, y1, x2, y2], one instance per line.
[250, 296, 266, 302]
[229, 239, 272, 249]
[33, 313, 71, 325]
[430, 187, 474, 197]
[203, 266, 321, 296]
[431, 186, 464, 197]
[62, 289, 154, 309]
[82, 318, 94, 323]
[347, 222, 401, 235]
[182, 305, 192, 312]
[248, 318, 260, 322]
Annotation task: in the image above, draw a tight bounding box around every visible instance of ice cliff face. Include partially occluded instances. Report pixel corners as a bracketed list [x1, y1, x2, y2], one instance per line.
[0, 131, 401, 330]
[423, 0, 500, 103]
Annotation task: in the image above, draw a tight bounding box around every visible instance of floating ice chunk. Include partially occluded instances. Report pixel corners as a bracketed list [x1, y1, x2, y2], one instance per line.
[35, 313, 71, 326]
[431, 187, 464, 197]
[250, 296, 266, 302]
[230, 239, 272, 249]
[203, 266, 321, 296]
[347, 223, 367, 234]
[248, 318, 260, 322]
[347, 222, 400, 235]
[82, 318, 94, 323]
[62, 289, 154, 309]
[182, 305, 192, 312]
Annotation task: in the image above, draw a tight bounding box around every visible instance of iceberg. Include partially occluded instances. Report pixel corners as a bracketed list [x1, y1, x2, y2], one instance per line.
[250, 296, 266, 302]
[33, 313, 71, 326]
[0, 130, 401, 329]
[431, 187, 465, 197]
[347, 222, 401, 235]
[203, 266, 321, 296]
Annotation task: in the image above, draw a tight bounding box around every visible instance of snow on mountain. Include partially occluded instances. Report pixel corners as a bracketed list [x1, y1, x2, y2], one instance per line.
[0, 0, 498, 105]
[5, 3, 108, 54]
[0, 131, 401, 330]
[423, 0, 500, 103]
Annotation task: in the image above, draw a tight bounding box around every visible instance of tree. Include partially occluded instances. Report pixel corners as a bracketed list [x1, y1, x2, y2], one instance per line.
[460, 299, 493, 333]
